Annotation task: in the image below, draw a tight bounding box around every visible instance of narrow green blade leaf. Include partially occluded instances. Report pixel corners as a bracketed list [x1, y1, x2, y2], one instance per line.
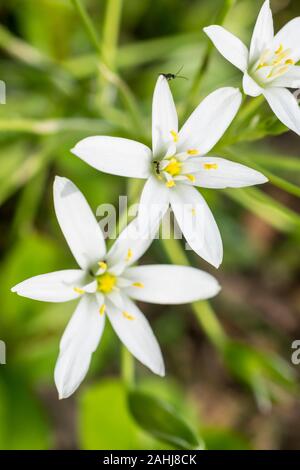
[128, 389, 202, 450]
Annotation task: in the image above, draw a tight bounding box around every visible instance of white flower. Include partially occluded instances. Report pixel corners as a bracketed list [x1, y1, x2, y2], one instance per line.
[204, 0, 300, 135]
[72, 78, 267, 268]
[11, 176, 221, 399]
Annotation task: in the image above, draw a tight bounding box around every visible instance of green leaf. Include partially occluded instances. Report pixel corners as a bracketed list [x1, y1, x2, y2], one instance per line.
[223, 148, 300, 198]
[0, 373, 51, 450]
[201, 427, 251, 450]
[78, 379, 163, 450]
[225, 187, 300, 234]
[222, 340, 297, 410]
[128, 389, 202, 450]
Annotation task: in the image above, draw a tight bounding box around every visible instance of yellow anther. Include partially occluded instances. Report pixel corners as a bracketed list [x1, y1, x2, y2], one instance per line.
[275, 50, 291, 63]
[97, 272, 116, 294]
[122, 311, 135, 320]
[186, 174, 195, 183]
[166, 180, 175, 188]
[204, 163, 218, 170]
[126, 248, 133, 262]
[187, 149, 199, 156]
[132, 282, 144, 288]
[275, 44, 283, 55]
[74, 287, 85, 295]
[99, 304, 106, 315]
[285, 59, 294, 65]
[98, 261, 107, 270]
[165, 157, 181, 177]
[191, 208, 196, 216]
[170, 130, 179, 142]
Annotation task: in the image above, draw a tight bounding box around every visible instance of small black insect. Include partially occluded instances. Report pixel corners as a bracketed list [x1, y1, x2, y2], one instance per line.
[153, 160, 160, 175]
[159, 66, 188, 81]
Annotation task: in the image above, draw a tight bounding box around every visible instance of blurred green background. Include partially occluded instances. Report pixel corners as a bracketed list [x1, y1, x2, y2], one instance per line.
[0, 0, 300, 450]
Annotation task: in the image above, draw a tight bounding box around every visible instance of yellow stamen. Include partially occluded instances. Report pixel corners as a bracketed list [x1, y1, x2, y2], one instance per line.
[122, 311, 135, 320]
[267, 65, 289, 79]
[97, 272, 116, 294]
[165, 157, 181, 176]
[126, 248, 133, 262]
[274, 49, 291, 63]
[187, 149, 199, 156]
[257, 62, 267, 70]
[166, 180, 175, 188]
[99, 304, 106, 315]
[256, 44, 293, 76]
[191, 208, 196, 216]
[204, 163, 218, 170]
[74, 287, 85, 295]
[170, 130, 179, 142]
[132, 282, 144, 288]
[277, 65, 290, 75]
[186, 174, 195, 183]
[98, 261, 107, 270]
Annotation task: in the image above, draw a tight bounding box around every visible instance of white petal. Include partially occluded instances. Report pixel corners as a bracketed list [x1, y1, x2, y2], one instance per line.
[263, 87, 300, 136]
[249, 0, 274, 64]
[270, 66, 300, 89]
[124, 265, 220, 304]
[71, 136, 152, 178]
[243, 71, 263, 97]
[107, 295, 164, 376]
[106, 217, 156, 275]
[11, 269, 86, 302]
[183, 157, 268, 188]
[55, 295, 105, 399]
[54, 177, 106, 271]
[138, 176, 170, 234]
[203, 25, 248, 72]
[170, 185, 223, 268]
[152, 75, 178, 158]
[272, 17, 300, 63]
[177, 88, 242, 155]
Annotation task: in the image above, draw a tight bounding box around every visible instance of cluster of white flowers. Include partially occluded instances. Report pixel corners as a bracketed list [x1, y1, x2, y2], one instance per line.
[12, 0, 299, 399]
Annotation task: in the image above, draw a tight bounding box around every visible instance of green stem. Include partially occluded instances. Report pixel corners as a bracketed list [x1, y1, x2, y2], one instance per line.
[160, 237, 228, 351]
[71, 0, 143, 135]
[216, 95, 264, 147]
[121, 345, 135, 388]
[71, 0, 101, 54]
[192, 301, 227, 350]
[183, 0, 237, 117]
[99, 0, 123, 106]
[97, 63, 145, 137]
[102, 0, 123, 71]
[234, 95, 264, 124]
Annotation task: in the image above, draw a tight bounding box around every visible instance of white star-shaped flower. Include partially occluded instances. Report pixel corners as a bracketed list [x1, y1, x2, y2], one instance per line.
[72, 78, 267, 268]
[11, 177, 220, 399]
[204, 0, 300, 135]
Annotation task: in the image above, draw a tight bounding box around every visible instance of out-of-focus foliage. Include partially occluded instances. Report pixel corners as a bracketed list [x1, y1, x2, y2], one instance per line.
[0, 0, 299, 450]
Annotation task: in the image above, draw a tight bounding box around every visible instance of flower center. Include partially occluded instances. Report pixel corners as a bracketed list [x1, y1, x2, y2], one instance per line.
[253, 44, 294, 81]
[96, 272, 116, 294]
[164, 157, 181, 177]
